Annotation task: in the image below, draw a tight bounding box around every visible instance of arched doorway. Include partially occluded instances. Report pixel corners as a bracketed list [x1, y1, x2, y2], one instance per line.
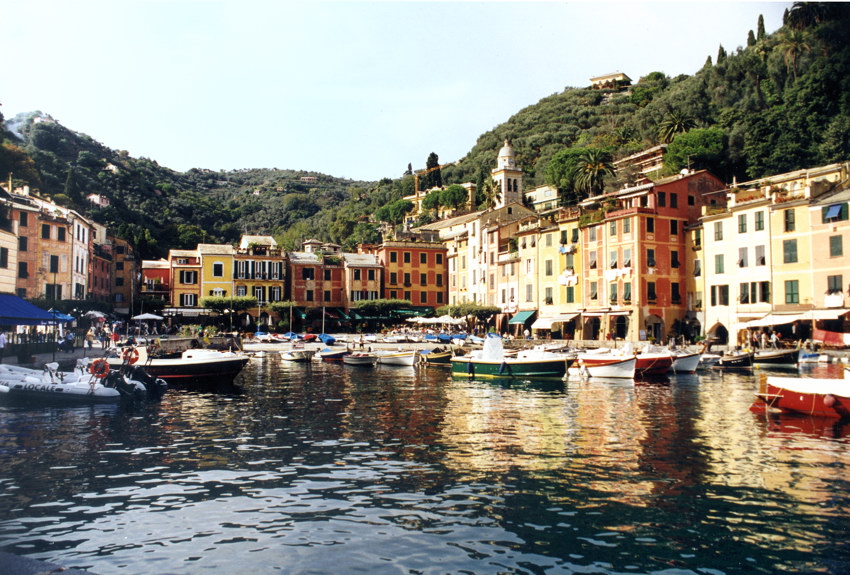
[708, 323, 729, 345]
[612, 315, 629, 339]
[583, 317, 601, 340]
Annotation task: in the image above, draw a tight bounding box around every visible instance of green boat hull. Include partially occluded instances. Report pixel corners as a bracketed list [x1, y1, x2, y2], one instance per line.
[451, 356, 569, 379]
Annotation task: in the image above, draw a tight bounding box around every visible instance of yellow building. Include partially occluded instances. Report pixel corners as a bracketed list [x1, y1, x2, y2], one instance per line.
[234, 235, 285, 327]
[168, 249, 202, 311]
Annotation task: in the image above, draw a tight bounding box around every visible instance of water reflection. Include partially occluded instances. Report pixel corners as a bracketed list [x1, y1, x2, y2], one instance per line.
[0, 357, 848, 574]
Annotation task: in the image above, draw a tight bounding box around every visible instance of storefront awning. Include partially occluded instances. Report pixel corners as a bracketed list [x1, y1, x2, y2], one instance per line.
[747, 313, 804, 327]
[531, 313, 579, 330]
[509, 310, 537, 324]
[336, 308, 351, 321]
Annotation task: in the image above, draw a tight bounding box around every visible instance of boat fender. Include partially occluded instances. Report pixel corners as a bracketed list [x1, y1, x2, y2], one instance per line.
[466, 361, 474, 376]
[499, 361, 512, 375]
[824, 394, 850, 417]
[89, 359, 110, 379]
[122, 347, 140, 365]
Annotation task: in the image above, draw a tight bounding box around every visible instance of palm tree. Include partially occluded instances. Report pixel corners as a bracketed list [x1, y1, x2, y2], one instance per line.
[779, 29, 811, 79]
[572, 149, 614, 198]
[658, 111, 696, 144]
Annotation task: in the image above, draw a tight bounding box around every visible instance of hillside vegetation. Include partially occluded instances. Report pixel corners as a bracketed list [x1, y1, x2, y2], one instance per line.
[1, 3, 849, 259]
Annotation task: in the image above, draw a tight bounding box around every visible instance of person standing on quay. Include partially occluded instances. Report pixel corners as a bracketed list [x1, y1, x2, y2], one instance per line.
[0, 331, 6, 364]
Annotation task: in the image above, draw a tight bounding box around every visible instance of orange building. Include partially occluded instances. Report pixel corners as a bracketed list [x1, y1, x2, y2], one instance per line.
[371, 240, 448, 310]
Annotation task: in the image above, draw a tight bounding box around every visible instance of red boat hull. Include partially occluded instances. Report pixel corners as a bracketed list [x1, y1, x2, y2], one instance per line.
[758, 381, 850, 419]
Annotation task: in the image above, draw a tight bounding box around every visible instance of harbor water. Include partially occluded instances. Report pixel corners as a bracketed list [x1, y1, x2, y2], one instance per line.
[1, 357, 849, 574]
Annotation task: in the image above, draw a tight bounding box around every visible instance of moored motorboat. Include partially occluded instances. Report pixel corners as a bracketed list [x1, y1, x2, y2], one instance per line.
[451, 338, 570, 379]
[279, 342, 316, 362]
[715, 350, 754, 369]
[0, 358, 164, 404]
[318, 347, 348, 361]
[576, 355, 636, 379]
[669, 350, 702, 374]
[419, 348, 454, 365]
[107, 345, 248, 384]
[754, 375, 850, 418]
[376, 350, 418, 366]
[343, 352, 378, 366]
[754, 346, 801, 368]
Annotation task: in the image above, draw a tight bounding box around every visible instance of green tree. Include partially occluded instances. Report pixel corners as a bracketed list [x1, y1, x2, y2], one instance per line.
[545, 147, 589, 206]
[440, 184, 468, 210]
[573, 149, 614, 198]
[374, 199, 414, 225]
[779, 29, 811, 79]
[201, 295, 258, 313]
[664, 127, 727, 174]
[422, 152, 442, 190]
[479, 178, 501, 210]
[658, 110, 697, 144]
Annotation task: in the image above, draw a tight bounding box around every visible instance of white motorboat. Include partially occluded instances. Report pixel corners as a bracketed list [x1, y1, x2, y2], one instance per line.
[0, 359, 162, 403]
[343, 352, 378, 366]
[376, 350, 418, 366]
[576, 355, 636, 378]
[279, 342, 316, 362]
[669, 350, 702, 374]
[107, 346, 248, 385]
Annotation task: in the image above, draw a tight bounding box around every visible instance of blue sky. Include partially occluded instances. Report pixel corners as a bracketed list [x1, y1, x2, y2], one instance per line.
[4, 1, 789, 181]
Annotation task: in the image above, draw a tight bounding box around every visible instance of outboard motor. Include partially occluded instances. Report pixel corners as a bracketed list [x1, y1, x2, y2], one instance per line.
[104, 370, 146, 402]
[127, 365, 168, 400]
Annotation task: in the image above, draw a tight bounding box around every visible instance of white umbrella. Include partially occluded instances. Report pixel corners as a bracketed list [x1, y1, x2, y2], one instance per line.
[84, 310, 107, 319]
[133, 313, 163, 320]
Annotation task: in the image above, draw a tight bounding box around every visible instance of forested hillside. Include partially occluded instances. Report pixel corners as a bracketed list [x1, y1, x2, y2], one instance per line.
[2, 2, 849, 259]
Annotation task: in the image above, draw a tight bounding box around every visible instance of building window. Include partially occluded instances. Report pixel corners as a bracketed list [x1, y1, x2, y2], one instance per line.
[785, 280, 800, 304]
[647, 249, 656, 268]
[390, 251, 397, 263]
[827, 275, 843, 295]
[657, 192, 666, 207]
[715, 254, 724, 274]
[0, 247, 8, 269]
[623, 282, 631, 303]
[420, 292, 428, 304]
[647, 281, 657, 302]
[714, 221, 723, 241]
[19, 212, 28, 226]
[755, 211, 764, 231]
[623, 218, 631, 234]
[672, 282, 681, 304]
[783, 239, 798, 263]
[567, 286, 575, 303]
[116, 261, 124, 271]
[57, 227, 66, 242]
[545, 286, 553, 305]
[784, 209, 795, 232]
[670, 193, 678, 208]
[211, 262, 224, 277]
[822, 203, 848, 223]
[115, 277, 124, 286]
[324, 290, 331, 302]
[179, 270, 198, 284]
[404, 252, 411, 263]
[322, 269, 330, 281]
[609, 283, 618, 304]
[389, 272, 397, 284]
[180, 293, 197, 307]
[17, 262, 28, 278]
[670, 219, 678, 235]
[404, 273, 411, 286]
[302, 268, 315, 280]
[41, 224, 51, 239]
[525, 284, 533, 302]
[830, 235, 843, 257]
[755, 245, 766, 265]
[609, 221, 617, 237]
[404, 291, 411, 301]
[436, 273, 443, 286]
[738, 247, 748, 268]
[693, 259, 701, 277]
[353, 269, 361, 281]
[368, 269, 375, 281]
[590, 281, 597, 300]
[420, 253, 427, 264]
[18, 236, 27, 251]
[436, 292, 443, 304]
[545, 259, 553, 276]
[739, 282, 750, 304]
[436, 253, 443, 265]
[609, 251, 618, 269]
[237, 285, 247, 296]
[647, 218, 655, 233]
[688, 195, 695, 206]
[671, 250, 679, 268]
[738, 214, 747, 233]
[420, 273, 427, 285]
[306, 290, 314, 302]
[589, 227, 597, 242]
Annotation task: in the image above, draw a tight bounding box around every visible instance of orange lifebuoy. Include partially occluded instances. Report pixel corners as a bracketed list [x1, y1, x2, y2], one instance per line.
[88, 358, 110, 378]
[122, 347, 140, 365]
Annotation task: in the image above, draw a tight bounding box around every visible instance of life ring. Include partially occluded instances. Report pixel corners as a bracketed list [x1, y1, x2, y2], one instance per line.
[88, 358, 110, 379]
[122, 347, 140, 365]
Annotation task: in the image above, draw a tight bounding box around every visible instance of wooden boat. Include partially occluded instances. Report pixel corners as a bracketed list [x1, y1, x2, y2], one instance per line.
[451, 354, 569, 379]
[576, 355, 636, 379]
[107, 346, 248, 384]
[634, 351, 674, 376]
[376, 350, 418, 366]
[755, 375, 850, 418]
[318, 347, 348, 361]
[754, 347, 801, 368]
[419, 349, 453, 365]
[669, 351, 702, 374]
[451, 337, 569, 379]
[343, 352, 378, 366]
[715, 350, 754, 369]
[279, 348, 316, 362]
